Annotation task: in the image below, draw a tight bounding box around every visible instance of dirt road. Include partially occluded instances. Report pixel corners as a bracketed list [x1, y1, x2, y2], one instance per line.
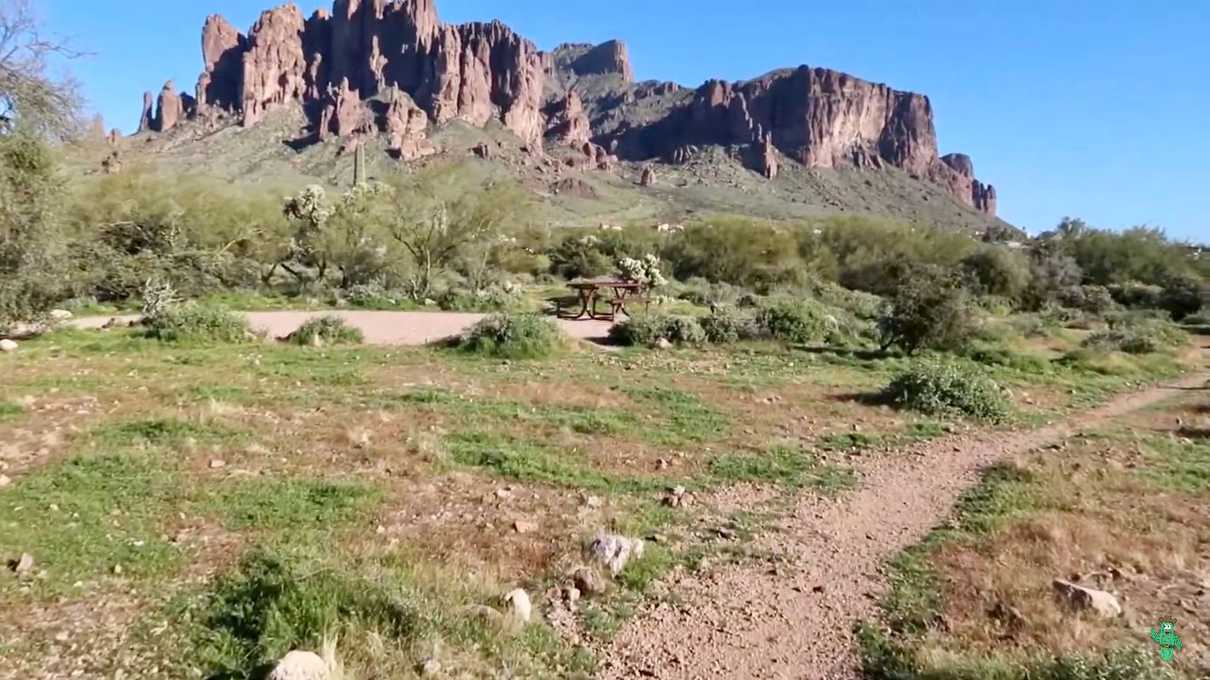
[70, 310, 615, 345]
[601, 367, 1210, 679]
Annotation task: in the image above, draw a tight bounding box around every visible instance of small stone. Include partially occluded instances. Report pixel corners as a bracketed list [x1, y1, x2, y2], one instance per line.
[587, 532, 644, 575]
[583, 495, 604, 509]
[10, 553, 34, 574]
[717, 527, 737, 540]
[495, 487, 513, 499]
[267, 650, 329, 680]
[0, 474, 11, 488]
[513, 520, 537, 534]
[0, 339, 17, 353]
[419, 658, 442, 677]
[49, 309, 73, 322]
[653, 337, 673, 350]
[113, 564, 123, 575]
[505, 588, 531, 624]
[571, 566, 607, 596]
[209, 459, 226, 469]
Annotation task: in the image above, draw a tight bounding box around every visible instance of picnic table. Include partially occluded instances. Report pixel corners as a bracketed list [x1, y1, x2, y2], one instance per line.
[560, 278, 648, 320]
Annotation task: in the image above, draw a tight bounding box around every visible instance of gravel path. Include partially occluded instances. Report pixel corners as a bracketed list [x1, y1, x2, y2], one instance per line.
[71, 310, 616, 345]
[600, 366, 1210, 680]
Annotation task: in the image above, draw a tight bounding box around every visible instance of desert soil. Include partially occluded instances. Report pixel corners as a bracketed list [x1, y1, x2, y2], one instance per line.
[71, 310, 616, 344]
[599, 363, 1210, 679]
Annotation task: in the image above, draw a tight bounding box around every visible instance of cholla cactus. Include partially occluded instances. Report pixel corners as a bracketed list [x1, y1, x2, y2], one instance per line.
[140, 278, 178, 319]
[618, 254, 667, 288]
[282, 185, 333, 229]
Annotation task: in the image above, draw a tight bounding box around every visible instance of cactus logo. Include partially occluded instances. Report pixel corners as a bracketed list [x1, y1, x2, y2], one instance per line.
[1150, 620, 1183, 663]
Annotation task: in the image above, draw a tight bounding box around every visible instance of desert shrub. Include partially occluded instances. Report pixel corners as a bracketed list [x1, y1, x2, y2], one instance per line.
[608, 313, 705, 347]
[143, 304, 253, 343]
[757, 300, 834, 345]
[813, 217, 976, 296]
[1057, 284, 1116, 314]
[289, 316, 363, 346]
[878, 266, 977, 353]
[959, 341, 1051, 374]
[881, 359, 1009, 420]
[795, 276, 884, 319]
[1157, 273, 1204, 320]
[437, 282, 524, 312]
[460, 313, 561, 359]
[1082, 315, 1187, 354]
[1, 133, 67, 331]
[1107, 281, 1163, 309]
[344, 282, 403, 309]
[1024, 244, 1083, 310]
[662, 217, 804, 291]
[961, 246, 1032, 302]
[549, 227, 659, 280]
[700, 306, 762, 344]
[675, 278, 748, 309]
[1182, 310, 1210, 326]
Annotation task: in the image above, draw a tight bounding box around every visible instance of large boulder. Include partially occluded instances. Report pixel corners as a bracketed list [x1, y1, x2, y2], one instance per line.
[1052, 578, 1122, 618]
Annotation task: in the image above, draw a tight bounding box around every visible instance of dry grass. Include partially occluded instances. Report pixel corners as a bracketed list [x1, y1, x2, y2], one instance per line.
[875, 390, 1210, 677]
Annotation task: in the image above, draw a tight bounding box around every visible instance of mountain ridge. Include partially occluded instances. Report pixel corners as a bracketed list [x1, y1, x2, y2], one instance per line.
[116, 0, 1006, 231]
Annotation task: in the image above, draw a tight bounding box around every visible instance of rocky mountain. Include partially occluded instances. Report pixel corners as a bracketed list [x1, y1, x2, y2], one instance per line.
[128, 0, 1002, 225]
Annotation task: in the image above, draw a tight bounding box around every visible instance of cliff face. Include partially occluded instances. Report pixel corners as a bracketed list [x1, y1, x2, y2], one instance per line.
[136, 0, 996, 217]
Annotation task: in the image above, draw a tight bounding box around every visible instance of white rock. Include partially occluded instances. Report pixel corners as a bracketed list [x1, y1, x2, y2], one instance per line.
[505, 588, 532, 624]
[587, 532, 645, 576]
[419, 658, 442, 677]
[0, 474, 11, 488]
[0, 339, 17, 353]
[653, 337, 673, 350]
[11, 552, 34, 574]
[571, 566, 607, 596]
[267, 650, 329, 680]
[49, 310, 73, 322]
[1052, 579, 1122, 618]
[209, 459, 226, 470]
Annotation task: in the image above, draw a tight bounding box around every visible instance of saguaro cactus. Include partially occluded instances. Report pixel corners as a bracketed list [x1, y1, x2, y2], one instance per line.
[353, 142, 366, 187]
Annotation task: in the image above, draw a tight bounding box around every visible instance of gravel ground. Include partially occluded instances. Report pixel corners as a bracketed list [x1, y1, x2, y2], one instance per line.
[599, 368, 1210, 680]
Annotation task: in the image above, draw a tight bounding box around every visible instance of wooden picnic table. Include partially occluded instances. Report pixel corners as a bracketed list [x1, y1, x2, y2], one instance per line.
[564, 279, 645, 320]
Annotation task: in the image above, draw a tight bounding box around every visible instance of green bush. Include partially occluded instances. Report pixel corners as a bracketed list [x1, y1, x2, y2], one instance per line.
[700, 306, 761, 344]
[675, 277, 749, 308]
[1082, 314, 1187, 355]
[608, 313, 705, 346]
[289, 316, 364, 346]
[1158, 273, 1204, 320]
[881, 359, 1009, 420]
[878, 266, 977, 353]
[1107, 281, 1163, 309]
[143, 304, 253, 343]
[961, 246, 1032, 302]
[757, 300, 833, 344]
[1057, 284, 1116, 314]
[460, 313, 562, 359]
[662, 217, 804, 291]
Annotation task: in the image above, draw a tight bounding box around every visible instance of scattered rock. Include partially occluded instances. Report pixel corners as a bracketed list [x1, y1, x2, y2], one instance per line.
[0, 474, 10, 488]
[209, 459, 227, 469]
[571, 566, 607, 596]
[583, 495, 604, 509]
[49, 309, 73, 322]
[267, 650, 329, 680]
[113, 563, 124, 575]
[504, 588, 532, 624]
[662, 485, 689, 508]
[9, 553, 34, 575]
[513, 519, 537, 534]
[717, 527, 737, 540]
[0, 339, 17, 353]
[640, 165, 656, 187]
[1052, 578, 1122, 618]
[419, 658, 442, 677]
[653, 338, 674, 350]
[587, 531, 644, 576]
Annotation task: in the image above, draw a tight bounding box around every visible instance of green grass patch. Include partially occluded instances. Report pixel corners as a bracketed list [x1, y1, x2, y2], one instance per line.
[92, 417, 245, 448]
[192, 549, 419, 679]
[445, 432, 663, 493]
[1136, 434, 1210, 493]
[0, 401, 24, 420]
[708, 446, 854, 492]
[623, 387, 729, 445]
[203, 479, 381, 532]
[0, 454, 183, 590]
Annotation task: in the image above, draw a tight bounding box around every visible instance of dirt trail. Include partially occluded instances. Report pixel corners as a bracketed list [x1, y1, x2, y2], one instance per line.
[601, 367, 1210, 679]
[69, 310, 616, 345]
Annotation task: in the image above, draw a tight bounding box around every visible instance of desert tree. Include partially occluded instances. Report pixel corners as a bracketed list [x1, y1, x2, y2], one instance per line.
[383, 167, 528, 300]
[0, 0, 82, 139]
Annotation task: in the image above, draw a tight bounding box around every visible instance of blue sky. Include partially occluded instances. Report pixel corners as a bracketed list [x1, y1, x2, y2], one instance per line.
[42, 0, 1208, 241]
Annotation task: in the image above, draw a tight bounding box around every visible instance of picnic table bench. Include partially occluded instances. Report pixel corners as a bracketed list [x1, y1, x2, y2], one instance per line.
[555, 279, 650, 321]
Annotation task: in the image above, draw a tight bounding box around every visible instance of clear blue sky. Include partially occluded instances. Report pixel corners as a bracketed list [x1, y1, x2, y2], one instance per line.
[42, 0, 1208, 241]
